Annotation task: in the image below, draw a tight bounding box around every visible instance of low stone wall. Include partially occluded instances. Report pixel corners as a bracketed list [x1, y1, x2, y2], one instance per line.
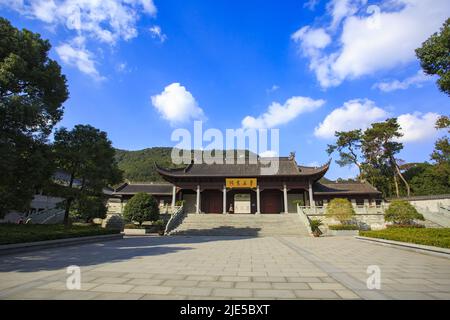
[388, 195, 450, 213]
[306, 213, 386, 231]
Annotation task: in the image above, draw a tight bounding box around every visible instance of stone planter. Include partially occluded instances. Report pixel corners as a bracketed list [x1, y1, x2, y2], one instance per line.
[328, 229, 359, 236]
[102, 214, 124, 231]
[123, 228, 153, 236]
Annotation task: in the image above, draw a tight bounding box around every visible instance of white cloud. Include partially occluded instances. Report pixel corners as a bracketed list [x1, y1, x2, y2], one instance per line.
[266, 85, 280, 94]
[1, 0, 158, 78]
[314, 99, 389, 138]
[151, 83, 205, 125]
[304, 0, 320, 10]
[373, 70, 433, 92]
[292, 27, 331, 52]
[1, 0, 157, 44]
[307, 161, 321, 167]
[292, 0, 450, 88]
[315, 99, 441, 143]
[149, 25, 167, 43]
[327, 0, 367, 30]
[30, 0, 57, 23]
[242, 96, 325, 129]
[397, 112, 440, 143]
[259, 150, 279, 158]
[55, 39, 104, 80]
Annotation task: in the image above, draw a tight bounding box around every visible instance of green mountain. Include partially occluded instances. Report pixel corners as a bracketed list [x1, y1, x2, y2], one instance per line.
[115, 147, 176, 182]
[115, 147, 257, 182]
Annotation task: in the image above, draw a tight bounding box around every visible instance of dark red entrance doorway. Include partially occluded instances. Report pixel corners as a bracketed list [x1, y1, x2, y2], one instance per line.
[261, 190, 282, 213]
[201, 190, 222, 213]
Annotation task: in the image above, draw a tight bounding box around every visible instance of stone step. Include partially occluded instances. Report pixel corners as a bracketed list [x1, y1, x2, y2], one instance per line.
[171, 213, 310, 237]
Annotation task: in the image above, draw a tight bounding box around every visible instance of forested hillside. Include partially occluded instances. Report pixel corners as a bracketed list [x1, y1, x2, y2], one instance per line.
[115, 148, 257, 182]
[115, 147, 177, 182]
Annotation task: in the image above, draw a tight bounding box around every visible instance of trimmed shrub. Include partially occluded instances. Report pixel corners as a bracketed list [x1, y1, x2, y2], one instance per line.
[329, 224, 359, 230]
[387, 224, 425, 229]
[360, 228, 450, 249]
[123, 193, 159, 226]
[70, 195, 107, 223]
[385, 200, 424, 225]
[325, 198, 356, 225]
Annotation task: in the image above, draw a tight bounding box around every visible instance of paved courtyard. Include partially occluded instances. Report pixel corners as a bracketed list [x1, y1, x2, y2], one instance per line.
[0, 236, 449, 300]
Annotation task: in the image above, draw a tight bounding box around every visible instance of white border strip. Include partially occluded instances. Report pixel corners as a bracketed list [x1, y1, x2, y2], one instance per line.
[355, 236, 450, 259]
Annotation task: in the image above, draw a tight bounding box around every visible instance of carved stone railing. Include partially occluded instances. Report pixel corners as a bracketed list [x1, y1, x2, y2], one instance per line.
[299, 205, 385, 216]
[164, 205, 185, 235]
[296, 204, 313, 236]
[28, 208, 65, 224]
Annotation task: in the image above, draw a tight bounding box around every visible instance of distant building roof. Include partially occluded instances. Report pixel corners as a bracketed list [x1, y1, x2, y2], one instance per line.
[313, 182, 381, 195]
[386, 194, 450, 201]
[114, 182, 173, 196]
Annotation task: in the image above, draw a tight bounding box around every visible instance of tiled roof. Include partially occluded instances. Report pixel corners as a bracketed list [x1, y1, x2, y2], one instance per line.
[114, 183, 173, 195]
[313, 182, 381, 195]
[156, 158, 330, 178]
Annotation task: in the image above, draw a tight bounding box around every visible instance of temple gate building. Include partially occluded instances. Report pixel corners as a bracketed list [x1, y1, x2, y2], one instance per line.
[153, 155, 382, 214]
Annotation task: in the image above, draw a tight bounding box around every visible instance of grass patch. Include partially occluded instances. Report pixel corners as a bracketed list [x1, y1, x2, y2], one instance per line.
[360, 228, 450, 249]
[0, 224, 120, 245]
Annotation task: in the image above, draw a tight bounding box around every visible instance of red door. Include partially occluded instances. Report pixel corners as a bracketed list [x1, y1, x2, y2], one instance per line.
[261, 190, 282, 213]
[202, 190, 223, 213]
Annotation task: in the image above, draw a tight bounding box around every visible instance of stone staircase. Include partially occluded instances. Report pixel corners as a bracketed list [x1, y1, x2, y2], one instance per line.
[415, 206, 450, 228]
[422, 219, 444, 228]
[170, 213, 311, 237]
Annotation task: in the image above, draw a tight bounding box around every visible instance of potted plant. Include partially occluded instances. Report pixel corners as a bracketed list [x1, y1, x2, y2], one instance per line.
[309, 219, 323, 237]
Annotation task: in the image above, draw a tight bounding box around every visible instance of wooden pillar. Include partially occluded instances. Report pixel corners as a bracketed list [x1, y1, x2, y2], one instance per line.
[171, 185, 176, 211]
[223, 185, 227, 214]
[283, 183, 288, 214]
[308, 180, 315, 208]
[256, 185, 261, 214]
[196, 184, 201, 214]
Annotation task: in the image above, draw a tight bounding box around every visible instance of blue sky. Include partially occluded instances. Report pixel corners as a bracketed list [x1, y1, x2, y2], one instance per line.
[1, 0, 449, 179]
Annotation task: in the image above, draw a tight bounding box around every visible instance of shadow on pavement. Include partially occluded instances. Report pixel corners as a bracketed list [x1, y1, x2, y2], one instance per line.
[0, 228, 260, 273]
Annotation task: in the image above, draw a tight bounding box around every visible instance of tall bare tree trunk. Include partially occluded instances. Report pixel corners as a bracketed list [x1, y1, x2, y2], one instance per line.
[393, 174, 400, 198]
[63, 198, 73, 227]
[63, 173, 75, 227]
[395, 164, 411, 197]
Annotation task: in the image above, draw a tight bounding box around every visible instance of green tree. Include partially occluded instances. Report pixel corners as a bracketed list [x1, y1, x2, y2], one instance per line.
[385, 200, 424, 225]
[403, 163, 450, 196]
[362, 163, 395, 198]
[53, 125, 123, 226]
[416, 18, 450, 96]
[327, 130, 364, 178]
[70, 194, 108, 223]
[325, 198, 356, 225]
[362, 118, 410, 197]
[123, 193, 159, 226]
[431, 115, 450, 164]
[0, 17, 68, 216]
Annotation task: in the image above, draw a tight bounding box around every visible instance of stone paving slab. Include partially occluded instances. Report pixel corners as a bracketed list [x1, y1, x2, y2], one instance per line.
[0, 235, 449, 300]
